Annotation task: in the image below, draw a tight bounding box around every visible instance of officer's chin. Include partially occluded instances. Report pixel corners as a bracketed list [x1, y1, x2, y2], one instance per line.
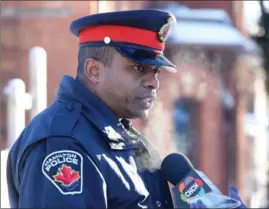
[127, 101, 153, 119]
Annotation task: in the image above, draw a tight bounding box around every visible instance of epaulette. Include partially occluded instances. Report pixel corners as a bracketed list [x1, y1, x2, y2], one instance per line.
[49, 101, 82, 137]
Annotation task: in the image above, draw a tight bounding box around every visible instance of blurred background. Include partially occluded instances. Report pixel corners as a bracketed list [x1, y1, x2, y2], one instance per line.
[1, 1, 269, 208]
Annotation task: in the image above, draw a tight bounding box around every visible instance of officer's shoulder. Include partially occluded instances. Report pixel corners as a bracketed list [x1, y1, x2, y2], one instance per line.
[26, 99, 83, 137]
[49, 99, 82, 136]
[28, 136, 82, 156]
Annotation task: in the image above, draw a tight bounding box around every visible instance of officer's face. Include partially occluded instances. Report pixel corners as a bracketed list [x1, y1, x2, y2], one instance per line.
[100, 52, 160, 119]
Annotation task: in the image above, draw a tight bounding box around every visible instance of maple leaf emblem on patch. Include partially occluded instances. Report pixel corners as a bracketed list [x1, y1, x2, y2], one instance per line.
[53, 164, 80, 186]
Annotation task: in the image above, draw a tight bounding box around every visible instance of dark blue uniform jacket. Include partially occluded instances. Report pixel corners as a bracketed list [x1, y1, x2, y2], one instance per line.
[7, 75, 174, 208]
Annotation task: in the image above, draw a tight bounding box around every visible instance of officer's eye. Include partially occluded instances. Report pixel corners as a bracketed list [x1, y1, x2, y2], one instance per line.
[133, 65, 161, 74]
[133, 65, 146, 73]
[152, 67, 161, 74]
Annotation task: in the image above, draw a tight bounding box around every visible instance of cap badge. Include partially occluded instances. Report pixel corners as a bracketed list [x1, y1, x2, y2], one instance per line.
[158, 16, 174, 42]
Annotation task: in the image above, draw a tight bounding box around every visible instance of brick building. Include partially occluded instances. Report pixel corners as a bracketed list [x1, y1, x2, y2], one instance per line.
[1, 0, 256, 202]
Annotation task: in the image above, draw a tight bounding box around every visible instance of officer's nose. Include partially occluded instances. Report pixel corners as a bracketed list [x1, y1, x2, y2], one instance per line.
[142, 70, 160, 90]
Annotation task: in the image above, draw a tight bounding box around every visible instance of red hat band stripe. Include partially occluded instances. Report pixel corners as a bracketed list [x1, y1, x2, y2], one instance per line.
[79, 25, 165, 51]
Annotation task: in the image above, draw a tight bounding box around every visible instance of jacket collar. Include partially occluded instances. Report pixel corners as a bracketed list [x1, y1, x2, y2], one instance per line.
[56, 75, 146, 150]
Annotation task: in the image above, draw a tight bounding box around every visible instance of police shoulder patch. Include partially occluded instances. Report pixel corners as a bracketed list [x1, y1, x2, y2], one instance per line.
[42, 150, 83, 195]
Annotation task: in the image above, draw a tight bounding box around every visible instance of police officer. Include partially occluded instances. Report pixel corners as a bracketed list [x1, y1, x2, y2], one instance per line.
[6, 9, 248, 209]
[7, 9, 178, 208]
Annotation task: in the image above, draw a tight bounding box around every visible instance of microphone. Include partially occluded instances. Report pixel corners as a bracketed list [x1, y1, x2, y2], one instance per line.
[160, 153, 241, 208]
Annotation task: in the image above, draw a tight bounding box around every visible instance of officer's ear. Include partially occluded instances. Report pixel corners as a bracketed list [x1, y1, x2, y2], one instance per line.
[84, 58, 102, 84]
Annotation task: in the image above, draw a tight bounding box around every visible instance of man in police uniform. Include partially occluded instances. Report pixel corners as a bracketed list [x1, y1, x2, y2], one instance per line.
[6, 9, 247, 208]
[7, 9, 177, 208]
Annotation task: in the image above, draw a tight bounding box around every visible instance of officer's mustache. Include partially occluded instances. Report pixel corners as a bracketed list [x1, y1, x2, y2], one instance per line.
[133, 90, 157, 102]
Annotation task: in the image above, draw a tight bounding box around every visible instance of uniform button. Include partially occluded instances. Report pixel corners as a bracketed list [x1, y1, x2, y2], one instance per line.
[104, 36, 111, 44]
[66, 104, 73, 111]
[156, 201, 162, 207]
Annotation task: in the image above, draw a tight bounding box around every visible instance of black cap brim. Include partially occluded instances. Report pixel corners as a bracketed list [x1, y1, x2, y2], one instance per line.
[114, 46, 177, 73]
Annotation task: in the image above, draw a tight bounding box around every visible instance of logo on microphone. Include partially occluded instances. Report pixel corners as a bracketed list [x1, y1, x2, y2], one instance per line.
[179, 177, 205, 202]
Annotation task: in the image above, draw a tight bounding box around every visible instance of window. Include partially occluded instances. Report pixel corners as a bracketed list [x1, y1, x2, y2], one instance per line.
[173, 98, 201, 168]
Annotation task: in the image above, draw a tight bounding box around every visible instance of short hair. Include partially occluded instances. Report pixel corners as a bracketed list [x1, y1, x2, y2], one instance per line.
[77, 46, 116, 79]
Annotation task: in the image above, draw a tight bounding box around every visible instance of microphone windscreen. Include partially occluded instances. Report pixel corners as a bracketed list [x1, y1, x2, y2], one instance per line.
[160, 153, 194, 185]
